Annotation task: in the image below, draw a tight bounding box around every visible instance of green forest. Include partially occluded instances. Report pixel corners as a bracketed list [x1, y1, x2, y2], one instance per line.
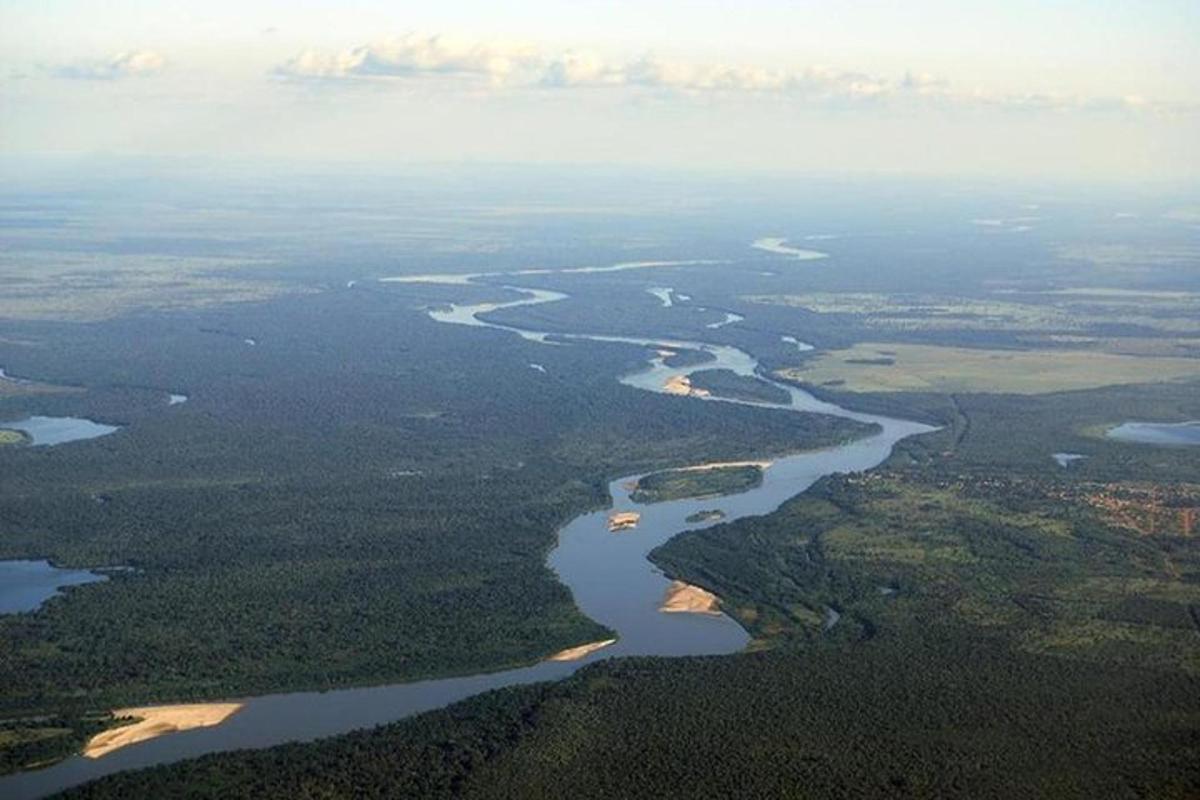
[631, 464, 763, 504]
[57, 625, 1199, 799]
[0, 285, 871, 772]
[686, 368, 792, 405]
[48, 377, 1199, 798]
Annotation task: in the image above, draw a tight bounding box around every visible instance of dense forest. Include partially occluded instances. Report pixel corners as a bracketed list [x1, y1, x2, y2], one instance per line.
[685, 368, 792, 405]
[49, 379, 1200, 798]
[0, 284, 870, 771]
[3, 178, 1199, 793]
[56, 626, 1199, 799]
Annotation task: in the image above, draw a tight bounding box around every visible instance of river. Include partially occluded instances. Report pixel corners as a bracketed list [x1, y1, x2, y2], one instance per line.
[2, 277, 931, 799]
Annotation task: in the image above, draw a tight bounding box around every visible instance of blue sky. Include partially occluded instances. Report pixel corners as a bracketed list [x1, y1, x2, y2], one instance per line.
[2, 1, 1197, 179]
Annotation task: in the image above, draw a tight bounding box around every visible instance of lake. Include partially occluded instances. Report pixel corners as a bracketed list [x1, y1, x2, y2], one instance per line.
[2, 416, 120, 446]
[1107, 421, 1200, 447]
[0, 559, 108, 614]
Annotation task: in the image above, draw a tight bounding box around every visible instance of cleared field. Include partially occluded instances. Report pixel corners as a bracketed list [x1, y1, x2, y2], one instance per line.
[743, 290, 1200, 336]
[0, 251, 291, 322]
[0, 430, 29, 446]
[781, 342, 1200, 394]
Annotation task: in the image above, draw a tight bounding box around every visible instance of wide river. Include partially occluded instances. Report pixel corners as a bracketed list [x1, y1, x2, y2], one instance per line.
[3, 278, 931, 799]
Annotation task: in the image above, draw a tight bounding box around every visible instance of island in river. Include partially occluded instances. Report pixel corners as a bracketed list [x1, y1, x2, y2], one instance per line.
[632, 464, 765, 504]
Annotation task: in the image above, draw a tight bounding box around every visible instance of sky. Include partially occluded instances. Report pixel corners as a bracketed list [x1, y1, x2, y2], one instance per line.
[2, 0, 1198, 180]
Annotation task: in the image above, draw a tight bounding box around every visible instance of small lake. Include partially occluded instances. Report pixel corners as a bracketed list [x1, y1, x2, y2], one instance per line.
[1106, 421, 1200, 447]
[0, 560, 108, 614]
[2, 416, 120, 446]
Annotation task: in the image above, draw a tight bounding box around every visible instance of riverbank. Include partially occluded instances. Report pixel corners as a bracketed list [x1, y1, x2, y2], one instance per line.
[83, 705, 243, 760]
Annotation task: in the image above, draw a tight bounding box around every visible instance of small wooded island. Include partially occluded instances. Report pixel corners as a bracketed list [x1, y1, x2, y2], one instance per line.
[632, 464, 765, 504]
[686, 369, 792, 405]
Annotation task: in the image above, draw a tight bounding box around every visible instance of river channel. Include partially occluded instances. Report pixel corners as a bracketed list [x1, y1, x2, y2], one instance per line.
[3, 278, 931, 799]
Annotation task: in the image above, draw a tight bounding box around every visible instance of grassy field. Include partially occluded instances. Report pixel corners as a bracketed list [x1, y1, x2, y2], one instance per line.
[0, 429, 28, 446]
[656, 469, 1200, 672]
[0, 251, 293, 322]
[781, 342, 1200, 394]
[743, 289, 1200, 336]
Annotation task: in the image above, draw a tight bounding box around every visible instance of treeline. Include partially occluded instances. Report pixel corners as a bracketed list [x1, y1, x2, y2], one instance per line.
[57, 626, 1200, 799]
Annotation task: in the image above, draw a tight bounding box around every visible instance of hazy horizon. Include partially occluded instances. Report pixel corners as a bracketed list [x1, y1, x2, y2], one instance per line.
[3, 1, 1198, 181]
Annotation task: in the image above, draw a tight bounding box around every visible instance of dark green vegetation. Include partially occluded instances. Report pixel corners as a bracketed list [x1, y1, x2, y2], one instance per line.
[5, 173, 1199, 793]
[685, 509, 725, 523]
[655, 379, 1200, 651]
[657, 469, 1200, 665]
[66, 380, 1200, 798]
[0, 715, 126, 776]
[687, 368, 791, 404]
[59, 630, 1199, 799]
[809, 379, 1200, 483]
[631, 465, 762, 504]
[0, 286, 870, 766]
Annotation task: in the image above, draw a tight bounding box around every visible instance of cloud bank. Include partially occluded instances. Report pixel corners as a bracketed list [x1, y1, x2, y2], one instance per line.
[273, 34, 1193, 116]
[52, 50, 166, 80]
[275, 34, 539, 84]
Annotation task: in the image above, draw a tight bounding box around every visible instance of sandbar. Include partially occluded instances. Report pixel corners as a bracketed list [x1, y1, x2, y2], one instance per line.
[84, 703, 244, 759]
[608, 511, 641, 532]
[664, 375, 710, 397]
[547, 638, 617, 662]
[660, 580, 722, 615]
[676, 459, 771, 472]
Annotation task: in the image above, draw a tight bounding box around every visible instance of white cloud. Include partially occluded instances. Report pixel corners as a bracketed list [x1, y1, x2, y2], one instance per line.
[275, 34, 539, 83]
[540, 52, 625, 88]
[52, 50, 166, 80]
[272, 33, 1195, 117]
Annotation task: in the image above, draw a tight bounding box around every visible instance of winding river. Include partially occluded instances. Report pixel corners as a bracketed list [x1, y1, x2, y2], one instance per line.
[2, 277, 931, 799]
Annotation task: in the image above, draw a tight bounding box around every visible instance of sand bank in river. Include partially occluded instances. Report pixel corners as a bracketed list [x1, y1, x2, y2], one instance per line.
[676, 459, 771, 473]
[84, 703, 244, 759]
[660, 580, 722, 615]
[608, 511, 641, 532]
[663, 375, 710, 397]
[547, 638, 617, 662]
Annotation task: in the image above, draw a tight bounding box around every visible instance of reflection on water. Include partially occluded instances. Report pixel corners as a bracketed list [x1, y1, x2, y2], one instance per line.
[751, 237, 830, 260]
